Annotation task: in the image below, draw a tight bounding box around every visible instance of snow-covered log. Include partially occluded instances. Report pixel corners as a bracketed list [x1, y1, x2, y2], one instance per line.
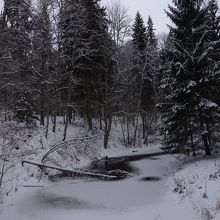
[22, 160, 121, 180]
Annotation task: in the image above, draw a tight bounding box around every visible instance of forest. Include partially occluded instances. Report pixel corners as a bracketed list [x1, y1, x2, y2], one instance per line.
[0, 0, 220, 220]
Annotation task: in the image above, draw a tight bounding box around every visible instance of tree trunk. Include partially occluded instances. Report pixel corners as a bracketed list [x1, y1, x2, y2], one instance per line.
[188, 115, 196, 157]
[120, 115, 126, 146]
[68, 107, 72, 124]
[0, 160, 6, 190]
[52, 114, 56, 133]
[99, 105, 103, 130]
[103, 105, 112, 149]
[45, 110, 50, 138]
[199, 110, 211, 156]
[63, 76, 72, 141]
[86, 97, 93, 131]
[133, 113, 139, 146]
[203, 134, 211, 156]
[142, 113, 146, 139]
[40, 83, 45, 126]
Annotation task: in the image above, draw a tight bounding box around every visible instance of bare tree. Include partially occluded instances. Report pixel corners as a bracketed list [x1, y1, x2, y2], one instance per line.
[106, 1, 131, 48]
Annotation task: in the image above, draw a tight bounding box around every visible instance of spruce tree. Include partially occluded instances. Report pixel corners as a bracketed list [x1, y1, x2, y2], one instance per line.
[144, 16, 158, 108]
[81, 0, 114, 147]
[146, 16, 157, 48]
[59, 0, 88, 140]
[59, 0, 114, 143]
[132, 12, 147, 52]
[142, 16, 158, 141]
[132, 12, 147, 89]
[132, 13, 156, 141]
[32, 0, 53, 127]
[206, 0, 220, 42]
[132, 12, 148, 143]
[1, 0, 32, 66]
[161, 0, 217, 156]
[203, 0, 220, 149]
[14, 89, 36, 127]
[0, 0, 32, 118]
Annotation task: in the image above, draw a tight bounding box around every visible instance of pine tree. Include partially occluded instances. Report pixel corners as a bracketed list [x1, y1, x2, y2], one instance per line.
[161, 0, 217, 156]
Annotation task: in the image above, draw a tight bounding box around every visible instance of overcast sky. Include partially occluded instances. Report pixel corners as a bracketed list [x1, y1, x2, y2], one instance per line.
[0, 0, 171, 33]
[102, 0, 171, 34]
[0, 0, 219, 34]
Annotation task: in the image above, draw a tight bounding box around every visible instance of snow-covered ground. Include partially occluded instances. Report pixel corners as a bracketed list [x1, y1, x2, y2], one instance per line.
[167, 155, 220, 220]
[0, 154, 179, 220]
[1, 118, 220, 220]
[1, 154, 220, 220]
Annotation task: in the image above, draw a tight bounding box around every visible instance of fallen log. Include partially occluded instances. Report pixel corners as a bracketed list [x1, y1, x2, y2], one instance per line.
[22, 160, 120, 180]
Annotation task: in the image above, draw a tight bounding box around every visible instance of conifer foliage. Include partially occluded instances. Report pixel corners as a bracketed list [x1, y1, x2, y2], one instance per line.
[14, 89, 36, 127]
[0, 0, 219, 153]
[1, 0, 32, 65]
[146, 16, 157, 48]
[161, 0, 220, 156]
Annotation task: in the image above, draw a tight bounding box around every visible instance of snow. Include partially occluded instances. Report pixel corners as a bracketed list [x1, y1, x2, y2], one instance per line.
[199, 99, 218, 109]
[1, 118, 220, 220]
[0, 154, 179, 220]
[168, 156, 220, 220]
[2, 153, 220, 220]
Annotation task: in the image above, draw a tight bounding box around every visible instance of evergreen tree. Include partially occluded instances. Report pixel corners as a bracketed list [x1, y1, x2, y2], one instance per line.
[58, 0, 89, 140]
[0, 0, 32, 117]
[1, 0, 32, 66]
[132, 12, 147, 51]
[206, 0, 220, 42]
[132, 12, 147, 85]
[14, 89, 36, 127]
[161, 0, 219, 156]
[142, 16, 158, 141]
[131, 12, 148, 143]
[203, 0, 220, 148]
[32, 0, 53, 127]
[144, 16, 158, 107]
[80, 0, 114, 133]
[146, 16, 157, 48]
[59, 0, 114, 144]
[131, 12, 156, 141]
[80, 0, 115, 147]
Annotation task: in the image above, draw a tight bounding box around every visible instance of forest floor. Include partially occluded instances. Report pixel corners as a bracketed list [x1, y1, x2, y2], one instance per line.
[0, 117, 220, 219]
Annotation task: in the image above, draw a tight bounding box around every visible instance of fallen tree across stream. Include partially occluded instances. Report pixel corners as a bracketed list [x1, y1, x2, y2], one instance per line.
[22, 160, 122, 181]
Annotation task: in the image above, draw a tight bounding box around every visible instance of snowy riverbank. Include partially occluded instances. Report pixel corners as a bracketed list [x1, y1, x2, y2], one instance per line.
[1, 152, 220, 220]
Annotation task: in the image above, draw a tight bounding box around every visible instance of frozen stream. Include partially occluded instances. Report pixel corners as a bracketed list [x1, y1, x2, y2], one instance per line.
[0, 155, 178, 220]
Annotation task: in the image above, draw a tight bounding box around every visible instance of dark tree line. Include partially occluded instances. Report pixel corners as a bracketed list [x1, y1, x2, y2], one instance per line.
[0, 0, 219, 155]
